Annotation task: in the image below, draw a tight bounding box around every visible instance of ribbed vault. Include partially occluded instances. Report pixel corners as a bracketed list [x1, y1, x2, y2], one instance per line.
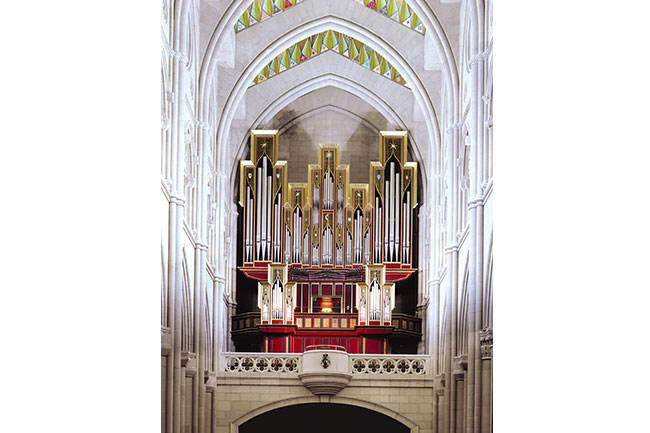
[197, 0, 458, 194]
[219, 21, 437, 198]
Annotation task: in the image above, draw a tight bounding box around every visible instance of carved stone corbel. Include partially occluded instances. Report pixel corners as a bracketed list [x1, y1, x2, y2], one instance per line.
[453, 354, 468, 375]
[434, 374, 445, 396]
[181, 351, 197, 374]
[161, 326, 172, 355]
[204, 371, 217, 392]
[480, 327, 493, 359]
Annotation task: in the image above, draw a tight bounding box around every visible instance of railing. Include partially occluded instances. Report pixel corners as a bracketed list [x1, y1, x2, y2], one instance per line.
[349, 355, 428, 375]
[231, 312, 261, 333]
[305, 344, 346, 352]
[391, 313, 422, 336]
[223, 352, 301, 373]
[222, 352, 429, 375]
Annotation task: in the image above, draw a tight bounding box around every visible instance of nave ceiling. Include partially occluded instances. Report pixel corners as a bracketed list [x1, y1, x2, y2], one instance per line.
[193, 0, 462, 192]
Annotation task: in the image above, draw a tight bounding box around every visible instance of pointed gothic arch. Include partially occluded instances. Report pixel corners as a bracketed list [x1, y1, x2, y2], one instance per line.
[230, 396, 419, 433]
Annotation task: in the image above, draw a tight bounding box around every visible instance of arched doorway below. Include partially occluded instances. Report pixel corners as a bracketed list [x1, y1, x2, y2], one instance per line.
[239, 403, 410, 433]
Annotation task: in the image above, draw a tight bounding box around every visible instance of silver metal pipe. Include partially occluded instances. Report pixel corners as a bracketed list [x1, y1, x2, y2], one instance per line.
[326, 227, 330, 264]
[248, 193, 253, 261]
[365, 230, 370, 264]
[389, 162, 395, 261]
[357, 212, 362, 263]
[245, 192, 249, 261]
[325, 173, 329, 209]
[384, 179, 389, 261]
[395, 172, 400, 263]
[406, 191, 411, 263]
[273, 199, 278, 262]
[303, 230, 308, 264]
[292, 211, 295, 262]
[285, 225, 290, 264]
[325, 227, 328, 264]
[266, 167, 271, 259]
[261, 159, 267, 260]
[375, 197, 380, 262]
[353, 215, 357, 263]
[277, 197, 280, 262]
[256, 167, 261, 259]
[402, 203, 407, 263]
[322, 175, 325, 210]
[355, 214, 359, 263]
[329, 173, 333, 209]
[326, 173, 330, 209]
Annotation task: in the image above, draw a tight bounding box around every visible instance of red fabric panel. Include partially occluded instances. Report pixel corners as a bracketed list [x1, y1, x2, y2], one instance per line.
[296, 284, 302, 311]
[345, 284, 352, 313]
[302, 284, 309, 312]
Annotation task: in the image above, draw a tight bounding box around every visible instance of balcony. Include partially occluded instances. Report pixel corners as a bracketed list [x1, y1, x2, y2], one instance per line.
[231, 311, 422, 353]
[223, 351, 429, 376]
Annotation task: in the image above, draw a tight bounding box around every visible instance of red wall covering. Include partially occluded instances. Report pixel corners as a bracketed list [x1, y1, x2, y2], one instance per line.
[264, 334, 387, 354]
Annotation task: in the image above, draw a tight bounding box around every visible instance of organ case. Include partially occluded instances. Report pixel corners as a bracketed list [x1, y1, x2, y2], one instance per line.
[237, 130, 419, 354]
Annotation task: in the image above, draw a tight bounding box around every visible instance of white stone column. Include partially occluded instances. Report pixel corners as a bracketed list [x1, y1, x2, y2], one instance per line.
[194, 119, 211, 433]
[444, 120, 461, 433]
[417, 207, 430, 355]
[168, 46, 188, 433]
[466, 1, 489, 430]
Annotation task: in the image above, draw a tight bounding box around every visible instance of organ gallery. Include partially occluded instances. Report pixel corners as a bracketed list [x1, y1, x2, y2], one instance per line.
[233, 130, 422, 354]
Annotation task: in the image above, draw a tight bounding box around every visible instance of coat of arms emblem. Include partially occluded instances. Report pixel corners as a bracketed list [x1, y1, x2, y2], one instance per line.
[321, 353, 331, 369]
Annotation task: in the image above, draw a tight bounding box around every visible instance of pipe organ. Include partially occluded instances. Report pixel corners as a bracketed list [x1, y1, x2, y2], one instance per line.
[238, 130, 418, 354]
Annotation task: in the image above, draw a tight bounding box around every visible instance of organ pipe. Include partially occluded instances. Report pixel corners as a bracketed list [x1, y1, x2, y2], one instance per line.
[256, 167, 262, 259]
[266, 174, 271, 259]
[302, 230, 308, 264]
[375, 197, 381, 263]
[394, 171, 400, 262]
[245, 187, 251, 261]
[284, 215, 290, 264]
[364, 229, 370, 264]
[384, 179, 389, 261]
[261, 159, 267, 260]
[388, 162, 395, 261]
[239, 131, 417, 273]
[337, 184, 343, 265]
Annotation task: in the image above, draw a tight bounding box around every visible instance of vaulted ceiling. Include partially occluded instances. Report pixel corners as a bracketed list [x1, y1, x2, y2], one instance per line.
[198, 0, 463, 192]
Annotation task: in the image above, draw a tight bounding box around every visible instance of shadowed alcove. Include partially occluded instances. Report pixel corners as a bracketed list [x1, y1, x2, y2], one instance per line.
[239, 403, 410, 433]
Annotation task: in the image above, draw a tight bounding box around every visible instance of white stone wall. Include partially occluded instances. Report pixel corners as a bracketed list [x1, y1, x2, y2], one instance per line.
[213, 375, 434, 433]
[278, 110, 380, 184]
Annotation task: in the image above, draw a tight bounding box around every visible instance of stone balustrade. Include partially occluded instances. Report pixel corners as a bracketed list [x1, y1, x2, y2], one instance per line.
[222, 352, 429, 375]
[349, 355, 428, 375]
[223, 353, 300, 373]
